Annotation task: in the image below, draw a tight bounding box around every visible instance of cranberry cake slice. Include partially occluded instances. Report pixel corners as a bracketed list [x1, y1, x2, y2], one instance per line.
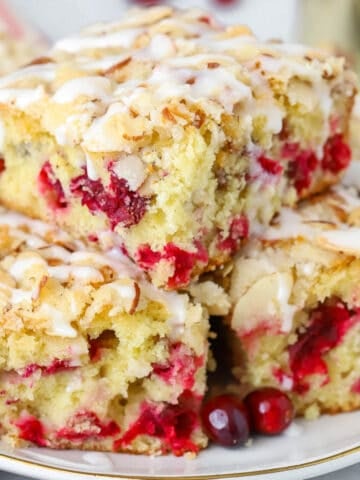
[0, 6, 356, 289]
[227, 186, 360, 418]
[0, 208, 208, 455]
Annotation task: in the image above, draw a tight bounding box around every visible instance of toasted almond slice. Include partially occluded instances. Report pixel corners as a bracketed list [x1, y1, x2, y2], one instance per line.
[316, 228, 360, 255]
[303, 220, 337, 229]
[32, 275, 49, 300]
[129, 282, 140, 314]
[232, 272, 295, 334]
[26, 56, 53, 66]
[104, 56, 131, 75]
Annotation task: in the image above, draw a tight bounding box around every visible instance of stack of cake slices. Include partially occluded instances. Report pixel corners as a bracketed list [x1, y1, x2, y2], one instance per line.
[0, 5, 358, 455]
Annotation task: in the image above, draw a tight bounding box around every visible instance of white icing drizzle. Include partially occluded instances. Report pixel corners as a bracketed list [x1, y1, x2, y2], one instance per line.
[11, 288, 34, 304]
[54, 28, 144, 53]
[48, 265, 104, 283]
[52, 77, 112, 104]
[0, 7, 347, 153]
[142, 284, 188, 340]
[0, 64, 55, 88]
[39, 303, 78, 338]
[0, 209, 56, 236]
[318, 228, 360, 255]
[38, 245, 73, 262]
[0, 86, 45, 110]
[247, 100, 284, 134]
[263, 187, 360, 252]
[112, 154, 146, 191]
[148, 64, 252, 112]
[164, 53, 237, 69]
[263, 208, 315, 241]
[80, 53, 131, 72]
[270, 43, 317, 57]
[146, 33, 175, 60]
[164, 293, 188, 340]
[110, 282, 136, 299]
[9, 255, 47, 281]
[0, 207, 190, 341]
[196, 33, 257, 52]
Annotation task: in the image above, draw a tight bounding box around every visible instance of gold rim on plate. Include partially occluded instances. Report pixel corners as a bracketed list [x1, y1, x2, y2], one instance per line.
[0, 443, 359, 479]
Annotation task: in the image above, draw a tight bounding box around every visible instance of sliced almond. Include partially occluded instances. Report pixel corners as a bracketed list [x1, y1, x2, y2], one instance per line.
[129, 282, 140, 314]
[316, 228, 360, 256]
[32, 275, 49, 301]
[104, 57, 131, 76]
[26, 56, 54, 66]
[232, 272, 294, 334]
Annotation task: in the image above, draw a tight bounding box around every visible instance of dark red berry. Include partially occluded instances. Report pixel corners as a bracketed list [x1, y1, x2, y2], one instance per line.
[245, 388, 294, 435]
[322, 134, 351, 173]
[218, 215, 249, 253]
[136, 241, 208, 289]
[15, 415, 47, 446]
[289, 303, 352, 393]
[201, 394, 250, 447]
[70, 169, 149, 229]
[20, 359, 75, 378]
[258, 155, 283, 175]
[38, 161, 67, 210]
[287, 150, 318, 194]
[115, 394, 200, 456]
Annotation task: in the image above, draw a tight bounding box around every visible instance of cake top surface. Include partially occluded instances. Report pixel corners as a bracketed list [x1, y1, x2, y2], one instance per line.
[0, 207, 192, 339]
[248, 183, 360, 256]
[231, 184, 360, 333]
[0, 6, 354, 153]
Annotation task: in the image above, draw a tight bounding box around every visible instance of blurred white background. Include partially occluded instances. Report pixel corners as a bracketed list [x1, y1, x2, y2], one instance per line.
[8, 0, 298, 42]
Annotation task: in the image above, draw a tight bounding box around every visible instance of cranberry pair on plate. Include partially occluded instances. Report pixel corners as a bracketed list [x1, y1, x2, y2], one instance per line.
[202, 388, 294, 447]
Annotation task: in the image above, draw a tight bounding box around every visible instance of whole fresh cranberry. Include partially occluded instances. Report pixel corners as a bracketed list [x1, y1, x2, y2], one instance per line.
[245, 387, 294, 435]
[201, 394, 250, 447]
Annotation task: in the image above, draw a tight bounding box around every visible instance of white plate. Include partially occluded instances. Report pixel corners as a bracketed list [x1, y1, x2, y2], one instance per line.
[0, 410, 360, 480]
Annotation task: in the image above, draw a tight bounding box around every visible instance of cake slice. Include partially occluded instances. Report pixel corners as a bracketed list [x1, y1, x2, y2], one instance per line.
[0, 6, 356, 289]
[227, 186, 360, 418]
[0, 207, 208, 455]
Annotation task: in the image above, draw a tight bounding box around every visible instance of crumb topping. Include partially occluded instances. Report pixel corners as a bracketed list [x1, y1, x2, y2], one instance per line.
[0, 207, 195, 340]
[0, 6, 354, 153]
